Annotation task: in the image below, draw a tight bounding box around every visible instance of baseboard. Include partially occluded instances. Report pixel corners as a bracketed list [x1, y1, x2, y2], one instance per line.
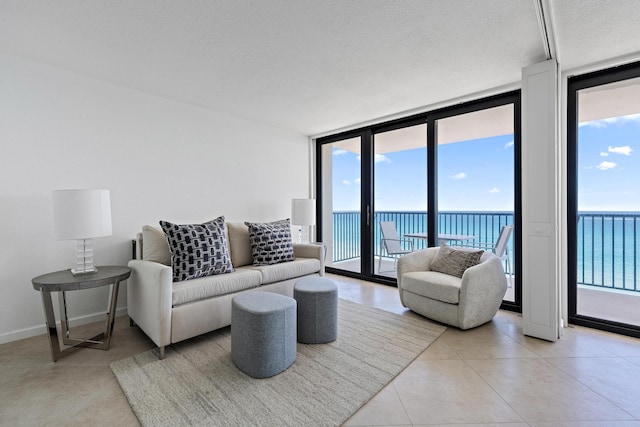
[0, 306, 129, 345]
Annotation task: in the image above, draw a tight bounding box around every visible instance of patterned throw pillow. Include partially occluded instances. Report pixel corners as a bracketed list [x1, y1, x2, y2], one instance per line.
[429, 243, 484, 278]
[159, 216, 234, 282]
[244, 219, 295, 265]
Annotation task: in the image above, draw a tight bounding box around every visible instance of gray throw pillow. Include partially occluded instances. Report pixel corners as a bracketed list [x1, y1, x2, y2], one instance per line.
[160, 216, 234, 282]
[429, 243, 484, 278]
[245, 219, 295, 265]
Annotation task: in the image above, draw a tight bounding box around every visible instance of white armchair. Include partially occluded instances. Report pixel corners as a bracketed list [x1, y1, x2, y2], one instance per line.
[397, 247, 507, 329]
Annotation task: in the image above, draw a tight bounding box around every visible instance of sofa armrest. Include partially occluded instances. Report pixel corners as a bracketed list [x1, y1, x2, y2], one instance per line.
[127, 260, 173, 348]
[458, 254, 508, 329]
[293, 243, 325, 276]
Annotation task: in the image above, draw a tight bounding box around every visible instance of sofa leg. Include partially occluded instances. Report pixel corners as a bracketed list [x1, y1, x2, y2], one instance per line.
[129, 317, 136, 327]
[158, 346, 165, 360]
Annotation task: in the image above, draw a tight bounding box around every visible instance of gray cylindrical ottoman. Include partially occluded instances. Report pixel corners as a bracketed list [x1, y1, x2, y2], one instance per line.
[231, 291, 297, 378]
[294, 277, 338, 344]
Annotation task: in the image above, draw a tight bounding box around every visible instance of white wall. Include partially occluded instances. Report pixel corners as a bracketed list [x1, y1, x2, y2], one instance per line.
[0, 54, 310, 344]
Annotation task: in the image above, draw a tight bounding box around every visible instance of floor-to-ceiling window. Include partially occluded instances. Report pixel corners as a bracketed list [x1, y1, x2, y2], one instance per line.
[373, 122, 428, 278]
[435, 102, 518, 304]
[319, 133, 365, 275]
[568, 61, 640, 337]
[316, 91, 521, 311]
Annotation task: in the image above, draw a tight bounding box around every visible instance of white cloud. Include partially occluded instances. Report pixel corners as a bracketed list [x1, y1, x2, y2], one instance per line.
[356, 154, 391, 163]
[341, 178, 360, 185]
[489, 188, 500, 193]
[333, 149, 347, 156]
[452, 172, 466, 180]
[504, 140, 514, 149]
[375, 154, 391, 163]
[600, 152, 609, 157]
[596, 161, 617, 170]
[608, 145, 633, 156]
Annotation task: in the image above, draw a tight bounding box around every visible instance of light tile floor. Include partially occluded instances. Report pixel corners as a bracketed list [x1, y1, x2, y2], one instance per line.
[2, 274, 640, 426]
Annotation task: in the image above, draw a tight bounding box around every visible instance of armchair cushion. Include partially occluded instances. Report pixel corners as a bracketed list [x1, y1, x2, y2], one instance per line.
[429, 243, 483, 278]
[401, 271, 461, 304]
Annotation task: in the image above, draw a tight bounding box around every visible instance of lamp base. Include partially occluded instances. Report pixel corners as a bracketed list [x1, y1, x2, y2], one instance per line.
[71, 266, 98, 276]
[71, 238, 98, 276]
[297, 226, 310, 244]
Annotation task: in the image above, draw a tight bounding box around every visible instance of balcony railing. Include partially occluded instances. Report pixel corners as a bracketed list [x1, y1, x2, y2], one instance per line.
[577, 212, 640, 292]
[332, 210, 640, 293]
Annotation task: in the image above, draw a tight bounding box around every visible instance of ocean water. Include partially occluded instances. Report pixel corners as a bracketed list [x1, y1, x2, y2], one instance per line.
[332, 210, 640, 292]
[577, 213, 640, 291]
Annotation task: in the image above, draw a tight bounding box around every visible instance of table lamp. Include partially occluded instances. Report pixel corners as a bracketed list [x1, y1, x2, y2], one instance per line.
[52, 189, 112, 275]
[291, 198, 316, 244]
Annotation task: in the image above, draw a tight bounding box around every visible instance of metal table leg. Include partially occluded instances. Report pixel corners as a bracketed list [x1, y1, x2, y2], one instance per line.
[40, 289, 66, 362]
[40, 279, 122, 362]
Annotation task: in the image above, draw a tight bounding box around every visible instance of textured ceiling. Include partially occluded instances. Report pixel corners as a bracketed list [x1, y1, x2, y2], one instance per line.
[550, 0, 640, 70]
[1, 1, 639, 136]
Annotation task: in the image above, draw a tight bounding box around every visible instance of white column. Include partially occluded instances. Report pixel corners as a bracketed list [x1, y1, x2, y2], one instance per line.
[521, 59, 561, 341]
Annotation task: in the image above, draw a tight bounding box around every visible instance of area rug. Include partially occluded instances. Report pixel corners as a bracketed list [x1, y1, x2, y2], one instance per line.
[110, 298, 446, 426]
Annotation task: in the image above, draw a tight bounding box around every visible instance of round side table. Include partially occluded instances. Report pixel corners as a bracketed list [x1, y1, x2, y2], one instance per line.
[32, 266, 131, 362]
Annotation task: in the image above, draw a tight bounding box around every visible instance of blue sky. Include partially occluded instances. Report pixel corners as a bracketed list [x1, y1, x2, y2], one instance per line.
[578, 114, 640, 211]
[332, 134, 515, 212]
[331, 113, 639, 212]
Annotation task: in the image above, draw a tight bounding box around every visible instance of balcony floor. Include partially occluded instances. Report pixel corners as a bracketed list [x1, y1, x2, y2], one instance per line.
[330, 257, 640, 328]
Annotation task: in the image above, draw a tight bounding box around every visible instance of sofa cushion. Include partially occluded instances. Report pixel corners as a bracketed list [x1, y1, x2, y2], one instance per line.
[172, 267, 262, 306]
[401, 271, 462, 304]
[226, 222, 253, 268]
[429, 243, 483, 278]
[142, 225, 171, 265]
[247, 258, 321, 285]
[160, 216, 234, 282]
[245, 219, 295, 265]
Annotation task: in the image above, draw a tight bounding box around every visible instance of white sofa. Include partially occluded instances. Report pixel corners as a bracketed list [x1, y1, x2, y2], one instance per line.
[397, 247, 507, 330]
[127, 222, 324, 358]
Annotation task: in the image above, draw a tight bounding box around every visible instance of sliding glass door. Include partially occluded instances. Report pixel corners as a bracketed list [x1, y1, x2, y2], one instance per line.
[568, 62, 640, 337]
[319, 134, 363, 274]
[317, 92, 521, 311]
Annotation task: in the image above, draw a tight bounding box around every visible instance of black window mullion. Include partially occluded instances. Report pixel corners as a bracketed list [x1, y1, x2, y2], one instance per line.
[361, 130, 373, 276]
[427, 115, 437, 248]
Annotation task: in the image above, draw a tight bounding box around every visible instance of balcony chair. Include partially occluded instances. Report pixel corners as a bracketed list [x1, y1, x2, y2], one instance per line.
[378, 221, 414, 273]
[397, 246, 508, 329]
[461, 225, 514, 286]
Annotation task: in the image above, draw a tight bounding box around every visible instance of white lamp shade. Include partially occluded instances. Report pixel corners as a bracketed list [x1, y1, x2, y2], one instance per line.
[291, 199, 316, 226]
[52, 189, 112, 240]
